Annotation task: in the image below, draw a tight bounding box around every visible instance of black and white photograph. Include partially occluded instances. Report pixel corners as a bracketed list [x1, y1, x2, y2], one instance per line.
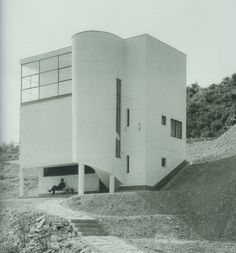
[0, 0, 236, 252]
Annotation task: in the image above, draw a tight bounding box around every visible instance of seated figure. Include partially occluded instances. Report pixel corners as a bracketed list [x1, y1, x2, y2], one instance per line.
[48, 178, 65, 194]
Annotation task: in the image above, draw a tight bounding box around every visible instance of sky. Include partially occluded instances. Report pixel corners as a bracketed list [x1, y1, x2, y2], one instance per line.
[0, 0, 236, 144]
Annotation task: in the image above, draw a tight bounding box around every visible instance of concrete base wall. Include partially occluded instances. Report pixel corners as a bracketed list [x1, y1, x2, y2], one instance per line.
[38, 168, 99, 194]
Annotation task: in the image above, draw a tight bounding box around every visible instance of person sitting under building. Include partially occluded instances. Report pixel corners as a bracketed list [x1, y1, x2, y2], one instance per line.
[48, 178, 65, 194]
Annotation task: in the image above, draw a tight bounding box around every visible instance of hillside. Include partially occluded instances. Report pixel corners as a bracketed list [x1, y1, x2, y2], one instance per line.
[187, 124, 236, 164]
[0, 143, 19, 162]
[1, 126, 236, 252]
[187, 73, 236, 138]
[64, 125, 236, 244]
[63, 154, 236, 242]
[0, 144, 38, 198]
[165, 155, 236, 241]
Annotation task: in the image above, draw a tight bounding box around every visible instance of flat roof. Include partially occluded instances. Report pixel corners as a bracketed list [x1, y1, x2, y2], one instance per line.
[20, 31, 186, 64]
[20, 46, 72, 65]
[126, 33, 186, 56]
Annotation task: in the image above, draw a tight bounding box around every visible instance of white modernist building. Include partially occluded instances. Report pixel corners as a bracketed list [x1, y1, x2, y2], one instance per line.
[19, 31, 186, 196]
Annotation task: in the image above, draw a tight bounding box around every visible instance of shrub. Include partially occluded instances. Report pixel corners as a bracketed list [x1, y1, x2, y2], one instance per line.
[187, 73, 236, 138]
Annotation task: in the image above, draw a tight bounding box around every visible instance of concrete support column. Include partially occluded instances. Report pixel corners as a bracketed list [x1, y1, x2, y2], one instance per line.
[19, 167, 24, 197]
[109, 175, 115, 194]
[78, 164, 85, 195]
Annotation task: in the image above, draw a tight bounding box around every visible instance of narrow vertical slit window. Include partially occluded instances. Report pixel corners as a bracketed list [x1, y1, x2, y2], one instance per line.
[126, 155, 130, 173]
[127, 108, 130, 127]
[116, 79, 121, 158]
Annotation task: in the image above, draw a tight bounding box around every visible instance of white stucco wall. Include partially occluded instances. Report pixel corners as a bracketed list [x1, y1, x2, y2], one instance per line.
[121, 36, 147, 186]
[20, 96, 73, 168]
[38, 168, 99, 194]
[72, 31, 125, 182]
[19, 31, 186, 190]
[72, 31, 186, 187]
[145, 35, 186, 186]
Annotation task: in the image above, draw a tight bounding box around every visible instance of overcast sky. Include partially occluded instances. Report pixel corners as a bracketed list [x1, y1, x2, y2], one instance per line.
[0, 0, 236, 144]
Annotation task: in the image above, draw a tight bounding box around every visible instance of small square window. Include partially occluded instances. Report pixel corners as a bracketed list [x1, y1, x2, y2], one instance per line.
[161, 157, 167, 167]
[162, 115, 166, 125]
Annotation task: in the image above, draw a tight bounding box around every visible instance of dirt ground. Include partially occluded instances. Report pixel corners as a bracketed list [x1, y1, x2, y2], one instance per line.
[1, 126, 236, 252]
[129, 238, 236, 253]
[62, 154, 236, 251]
[2, 197, 236, 253]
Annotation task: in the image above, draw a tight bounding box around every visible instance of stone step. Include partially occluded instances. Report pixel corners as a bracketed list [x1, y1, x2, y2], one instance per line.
[74, 223, 100, 227]
[80, 231, 107, 236]
[77, 226, 103, 231]
[77, 226, 107, 236]
[71, 219, 97, 223]
[84, 236, 145, 252]
[71, 218, 108, 236]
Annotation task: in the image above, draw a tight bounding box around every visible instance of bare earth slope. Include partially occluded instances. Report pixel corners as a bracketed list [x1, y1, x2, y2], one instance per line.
[187, 125, 236, 164]
[165, 155, 236, 241]
[64, 126, 236, 245]
[64, 154, 236, 242]
[1, 125, 236, 252]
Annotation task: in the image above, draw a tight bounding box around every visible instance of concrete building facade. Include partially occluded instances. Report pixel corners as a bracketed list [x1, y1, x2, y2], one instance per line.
[19, 31, 186, 196]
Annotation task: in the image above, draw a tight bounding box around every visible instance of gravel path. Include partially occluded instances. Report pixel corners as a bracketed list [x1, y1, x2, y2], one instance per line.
[130, 238, 236, 253]
[36, 199, 146, 252]
[36, 198, 96, 220]
[85, 236, 145, 253]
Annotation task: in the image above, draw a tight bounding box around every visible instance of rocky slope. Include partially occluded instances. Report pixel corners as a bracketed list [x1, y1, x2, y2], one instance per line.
[0, 203, 91, 253]
[187, 124, 236, 164]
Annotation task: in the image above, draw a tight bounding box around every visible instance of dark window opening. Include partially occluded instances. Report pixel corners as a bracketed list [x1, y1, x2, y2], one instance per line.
[161, 158, 167, 167]
[171, 119, 182, 139]
[116, 139, 121, 158]
[127, 108, 130, 127]
[116, 78, 121, 158]
[43, 165, 95, 177]
[162, 115, 166, 125]
[126, 155, 130, 173]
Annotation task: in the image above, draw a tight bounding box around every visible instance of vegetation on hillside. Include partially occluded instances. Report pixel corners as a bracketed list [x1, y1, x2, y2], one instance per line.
[0, 143, 38, 198]
[187, 73, 236, 138]
[0, 142, 19, 161]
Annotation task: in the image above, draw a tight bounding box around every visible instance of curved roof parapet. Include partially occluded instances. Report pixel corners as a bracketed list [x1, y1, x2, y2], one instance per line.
[72, 30, 123, 40]
[72, 30, 186, 56]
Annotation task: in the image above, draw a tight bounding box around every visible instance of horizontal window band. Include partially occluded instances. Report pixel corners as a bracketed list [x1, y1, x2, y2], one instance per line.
[21, 52, 72, 67]
[21, 65, 72, 78]
[22, 79, 72, 90]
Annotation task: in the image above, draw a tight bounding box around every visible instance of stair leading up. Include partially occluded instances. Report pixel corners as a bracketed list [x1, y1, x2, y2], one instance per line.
[71, 218, 107, 236]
